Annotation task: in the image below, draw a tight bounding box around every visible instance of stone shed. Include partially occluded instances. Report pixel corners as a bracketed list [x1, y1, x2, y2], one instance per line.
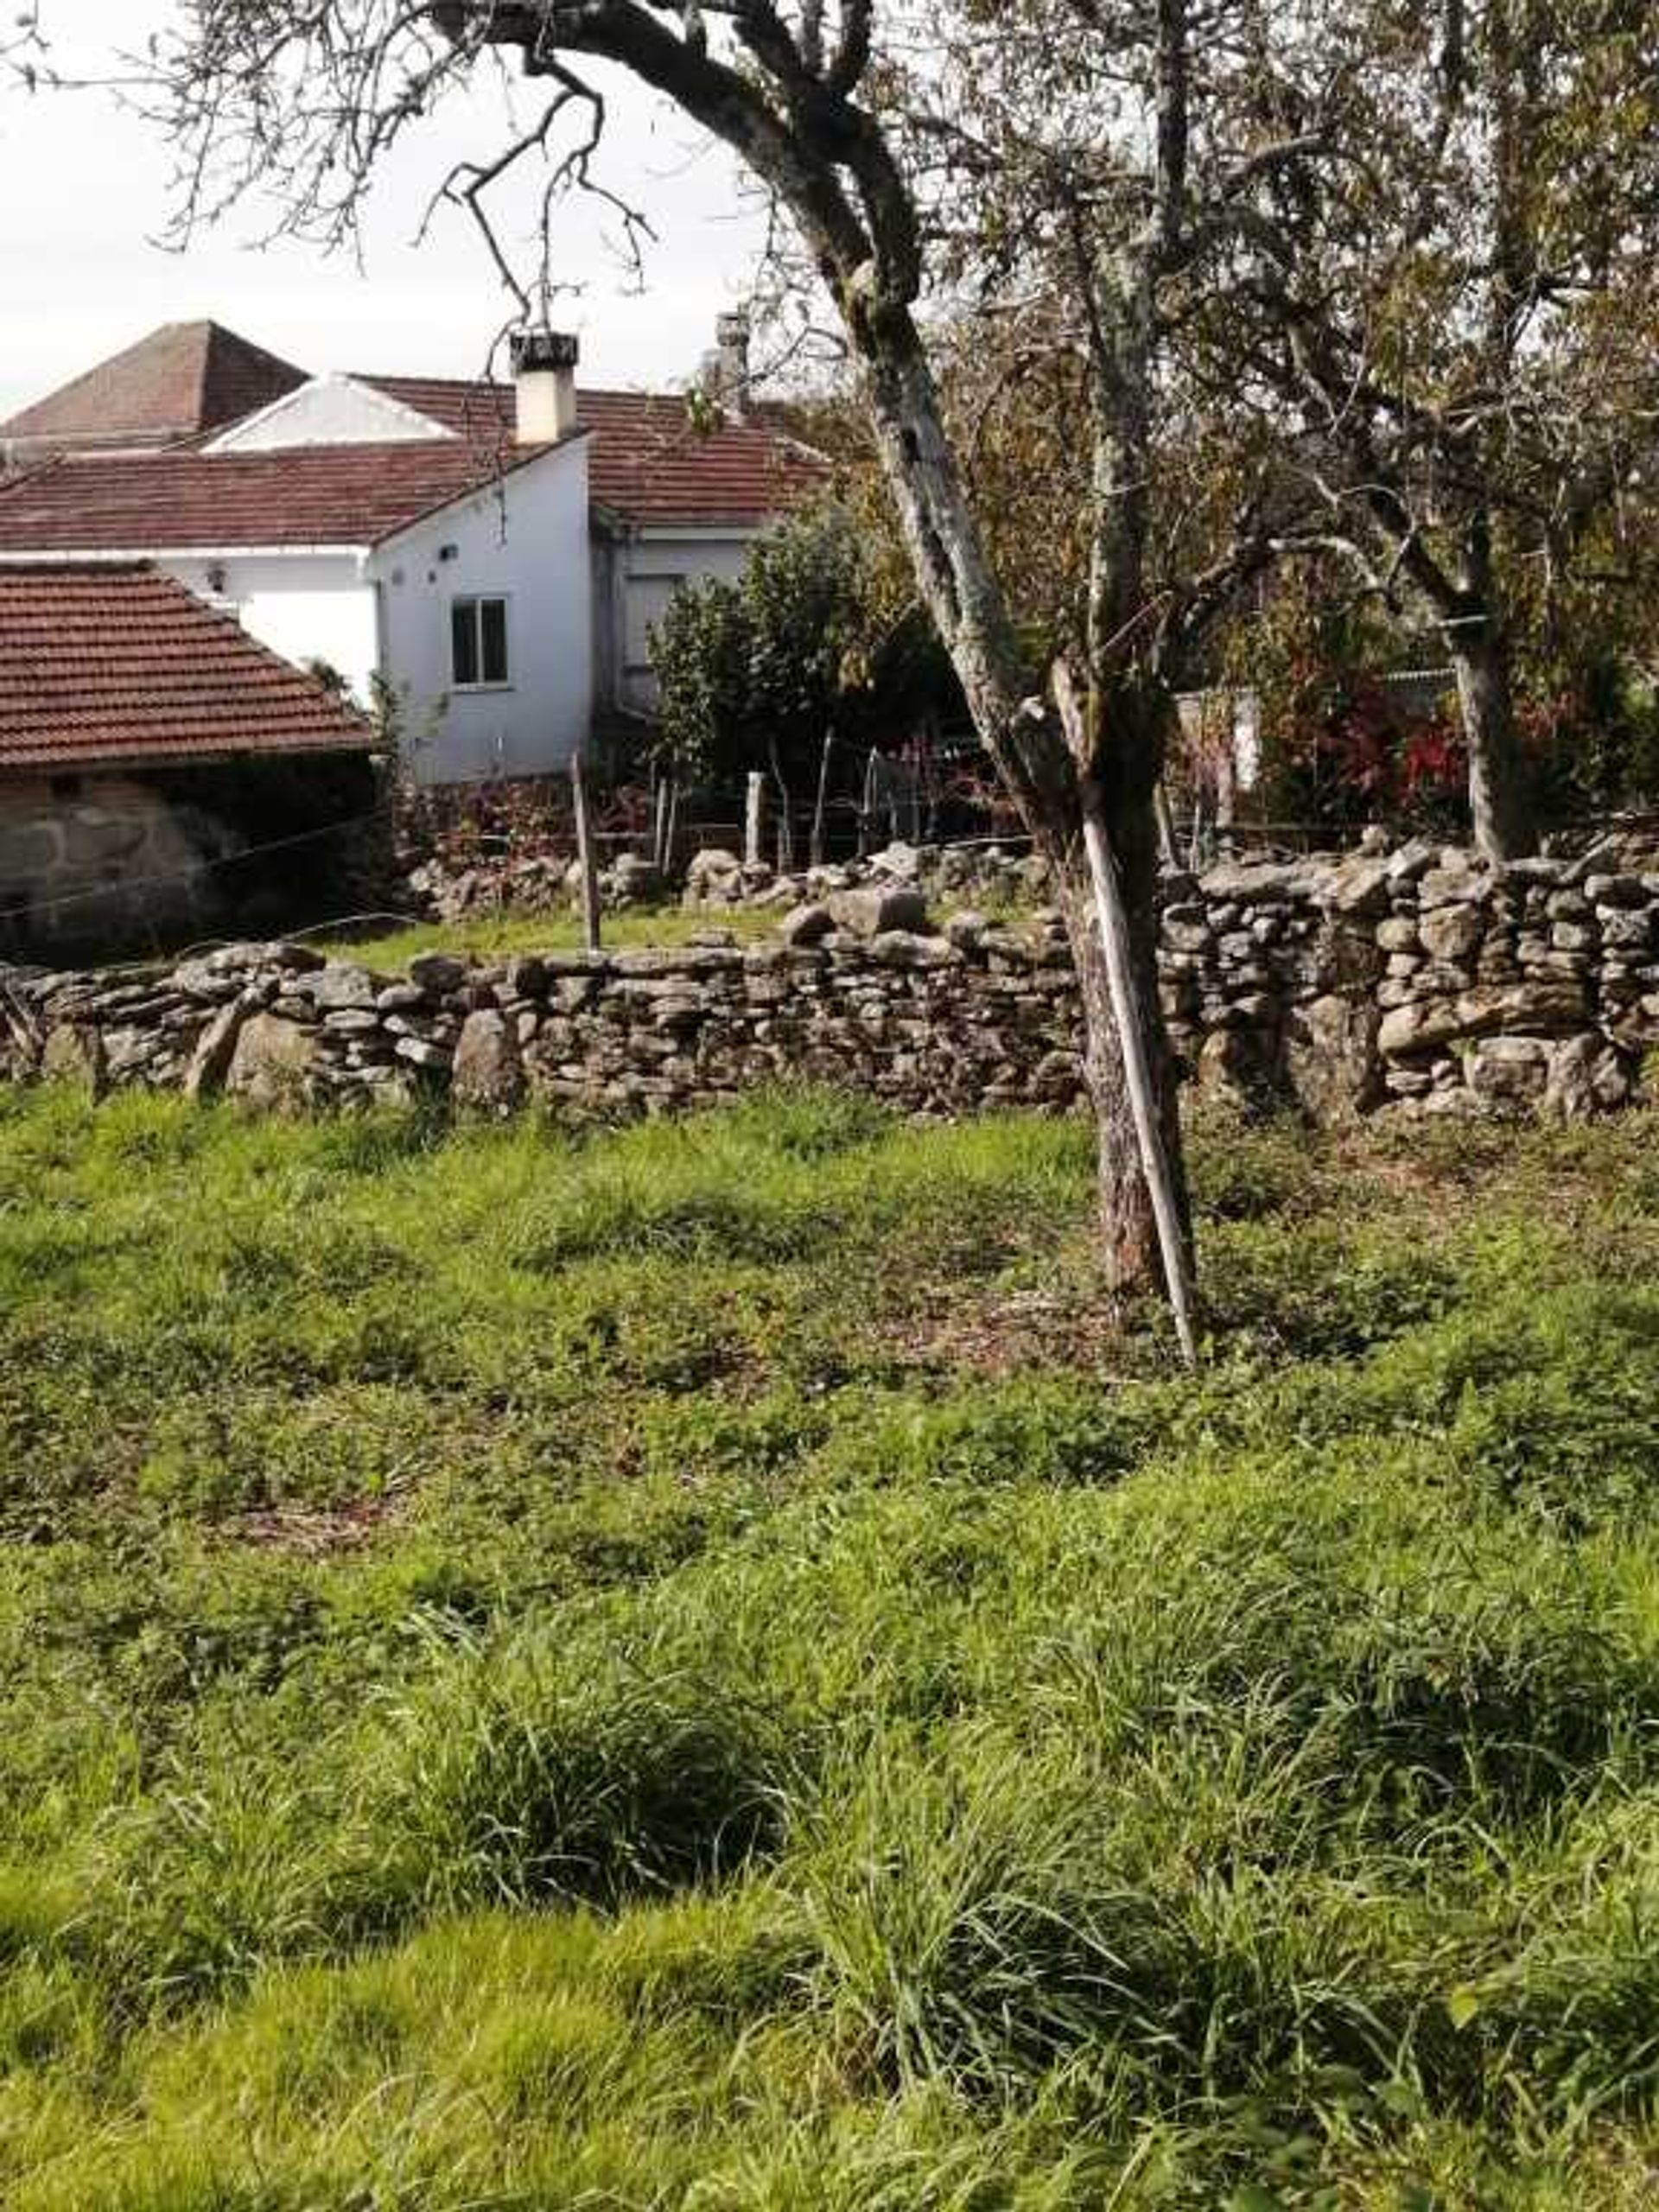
[0, 562, 380, 958]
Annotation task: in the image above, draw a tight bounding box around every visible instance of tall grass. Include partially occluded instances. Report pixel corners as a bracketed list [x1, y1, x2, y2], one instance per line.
[2, 1084, 1659, 2205]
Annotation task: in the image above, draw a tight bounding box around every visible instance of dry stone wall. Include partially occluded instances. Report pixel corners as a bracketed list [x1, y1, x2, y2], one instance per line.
[2, 839, 1656, 1123]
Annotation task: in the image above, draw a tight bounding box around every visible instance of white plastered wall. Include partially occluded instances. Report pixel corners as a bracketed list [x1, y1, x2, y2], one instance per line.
[371, 440, 593, 784]
[161, 554, 380, 700]
[605, 527, 762, 715]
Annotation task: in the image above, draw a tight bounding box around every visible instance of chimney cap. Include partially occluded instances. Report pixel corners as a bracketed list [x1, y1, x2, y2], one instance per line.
[511, 327, 581, 374]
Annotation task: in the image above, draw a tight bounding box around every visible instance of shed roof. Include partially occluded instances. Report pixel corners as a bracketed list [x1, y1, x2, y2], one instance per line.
[0, 563, 374, 772]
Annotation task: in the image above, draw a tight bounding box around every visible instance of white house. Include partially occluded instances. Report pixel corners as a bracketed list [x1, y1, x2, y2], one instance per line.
[0, 319, 828, 785]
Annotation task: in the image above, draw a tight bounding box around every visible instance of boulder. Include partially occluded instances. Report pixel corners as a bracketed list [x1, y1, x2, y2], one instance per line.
[869, 841, 922, 882]
[867, 930, 958, 969]
[944, 910, 990, 952]
[1387, 837, 1437, 885]
[779, 902, 836, 947]
[606, 853, 663, 906]
[1419, 904, 1485, 965]
[171, 957, 245, 1005]
[505, 954, 547, 1000]
[408, 952, 469, 996]
[394, 1036, 452, 1072]
[1327, 855, 1392, 917]
[685, 847, 743, 889]
[1467, 1035, 1550, 1103]
[828, 884, 931, 938]
[452, 1009, 524, 1113]
[1286, 995, 1380, 1120]
[309, 963, 379, 1012]
[1586, 873, 1649, 910]
[1418, 862, 1491, 910]
[226, 1014, 320, 1109]
[1376, 918, 1421, 953]
[1378, 979, 1588, 1059]
[1199, 858, 1313, 905]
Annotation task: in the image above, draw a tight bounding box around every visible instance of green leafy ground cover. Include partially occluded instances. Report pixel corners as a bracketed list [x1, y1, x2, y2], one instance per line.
[2, 1083, 1659, 2208]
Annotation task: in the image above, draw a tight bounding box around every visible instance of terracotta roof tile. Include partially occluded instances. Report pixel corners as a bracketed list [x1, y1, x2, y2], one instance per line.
[365, 376, 830, 526]
[0, 323, 308, 457]
[0, 563, 373, 772]
[0, 440, 557, 554]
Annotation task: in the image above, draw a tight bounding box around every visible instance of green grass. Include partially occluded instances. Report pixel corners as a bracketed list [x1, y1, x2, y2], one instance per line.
[320, 902, 777, 969]
[3, 1081, 1659, 2206]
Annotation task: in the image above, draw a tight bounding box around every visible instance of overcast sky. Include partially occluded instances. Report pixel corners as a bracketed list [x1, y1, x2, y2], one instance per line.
[0, 2, 768, 423]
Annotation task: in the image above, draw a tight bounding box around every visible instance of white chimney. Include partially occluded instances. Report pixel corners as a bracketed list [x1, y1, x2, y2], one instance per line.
[700, 311, 752, 416]
[512, 327, 580, 443]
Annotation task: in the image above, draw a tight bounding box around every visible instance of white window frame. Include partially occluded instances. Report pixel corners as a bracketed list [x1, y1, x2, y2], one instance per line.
[450, 592, 514, 692]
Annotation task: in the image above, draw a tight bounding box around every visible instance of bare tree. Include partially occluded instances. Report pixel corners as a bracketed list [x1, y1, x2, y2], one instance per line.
[1215, 0, 1659, 859]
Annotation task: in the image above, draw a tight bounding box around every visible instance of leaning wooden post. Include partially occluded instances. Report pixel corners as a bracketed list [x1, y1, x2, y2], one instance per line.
[744, 771, 766, 868]
[571, 750, 602, 952]
[1052, 665, 1199, 1369]
[810, 728, 835, 869]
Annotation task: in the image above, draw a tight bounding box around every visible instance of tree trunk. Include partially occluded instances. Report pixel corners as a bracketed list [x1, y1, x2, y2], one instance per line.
[849, 308, 1186, 1299]
[1049, 754, 1192, 1305]
[1450, 622, 1535, 861]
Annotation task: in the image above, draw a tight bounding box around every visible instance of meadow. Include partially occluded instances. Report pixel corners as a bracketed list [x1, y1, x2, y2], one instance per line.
[2, 1078, 1659, 2208]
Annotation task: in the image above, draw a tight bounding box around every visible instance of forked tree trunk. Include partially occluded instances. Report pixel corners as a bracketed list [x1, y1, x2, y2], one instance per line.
[851, 311, 1187, 1303]
[1450, 622, 1535, 862]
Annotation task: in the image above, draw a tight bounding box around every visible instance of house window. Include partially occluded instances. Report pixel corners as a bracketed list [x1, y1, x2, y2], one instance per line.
[451, 595, 511, 689]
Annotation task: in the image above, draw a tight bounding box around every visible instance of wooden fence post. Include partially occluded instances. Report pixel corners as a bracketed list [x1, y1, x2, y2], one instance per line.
[571, 752, 602, 952]
[744, 771, 766, 868]
[810, 730, 835, 869]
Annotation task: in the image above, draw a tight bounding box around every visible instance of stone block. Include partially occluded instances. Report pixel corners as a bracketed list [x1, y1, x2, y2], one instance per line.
[394, 1037, 453, 1072]
[1419, 905, 1485, 964]
[40, 1020, 106, 1098]
[226, 1014, 320, 1109]
[1286, 994, 1380, 1120]
[309, 963, 379, 1012]
[779, 902, 835, 947]
[452, 1008, 524, 1112]
[407, 952, 469, 996]
[1467, 1036, 1549, 1103]
[828, 884, 931, 938]
[1586, 874, 1649, 909]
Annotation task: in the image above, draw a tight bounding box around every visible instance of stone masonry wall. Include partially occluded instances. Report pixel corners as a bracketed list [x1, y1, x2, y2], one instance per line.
[2, 838, 1656, 1123]
[0, 774, 240, 959]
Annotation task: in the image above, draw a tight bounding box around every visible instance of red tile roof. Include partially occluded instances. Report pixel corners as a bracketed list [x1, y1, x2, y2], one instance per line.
[0, 440, 558, 555]
[0, 323, 308, 459]
[0, 564, 373, 772]
[365, 376, 830, 527]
